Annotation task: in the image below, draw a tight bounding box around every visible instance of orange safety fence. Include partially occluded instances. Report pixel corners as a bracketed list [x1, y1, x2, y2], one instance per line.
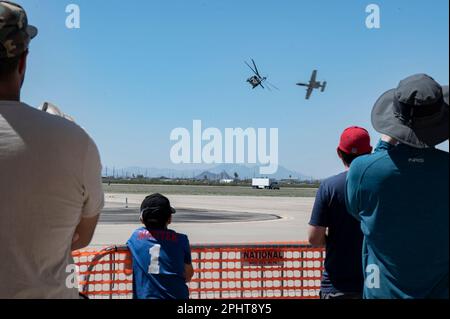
[72, 242, 325, 299]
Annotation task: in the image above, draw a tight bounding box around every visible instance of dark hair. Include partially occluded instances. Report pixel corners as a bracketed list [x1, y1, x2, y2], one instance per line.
[338, 148, 366, 166]
[0, 55, 21, 80]
[140, 193, 173, 230]
[143, 214, 170, 230]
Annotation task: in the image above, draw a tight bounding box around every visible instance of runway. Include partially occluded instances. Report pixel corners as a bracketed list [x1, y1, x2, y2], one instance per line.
[99, 207, 281, 224]
[90, 194, 315, 247]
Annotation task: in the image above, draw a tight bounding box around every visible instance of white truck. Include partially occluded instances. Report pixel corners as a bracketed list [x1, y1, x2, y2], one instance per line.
[252, 178, 280, 190]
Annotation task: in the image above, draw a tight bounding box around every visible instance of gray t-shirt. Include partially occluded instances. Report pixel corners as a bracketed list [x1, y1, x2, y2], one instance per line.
[0, 101, 104, 299]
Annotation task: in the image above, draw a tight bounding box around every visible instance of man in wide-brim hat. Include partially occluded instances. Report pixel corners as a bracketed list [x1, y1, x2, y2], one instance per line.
[346, 74, 449, 299]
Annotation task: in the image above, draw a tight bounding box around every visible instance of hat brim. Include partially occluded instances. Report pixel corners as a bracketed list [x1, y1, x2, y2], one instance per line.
[26, 25, 38, 39]
[371, 86, 449, 148]
[170, 207, 176, 214]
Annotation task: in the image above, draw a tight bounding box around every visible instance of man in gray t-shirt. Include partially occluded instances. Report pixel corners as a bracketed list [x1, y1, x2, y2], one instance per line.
[0, 1, 104, 298]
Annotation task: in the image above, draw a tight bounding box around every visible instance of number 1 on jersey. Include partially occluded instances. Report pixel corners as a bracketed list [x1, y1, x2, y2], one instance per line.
[148, 245, 161, 274]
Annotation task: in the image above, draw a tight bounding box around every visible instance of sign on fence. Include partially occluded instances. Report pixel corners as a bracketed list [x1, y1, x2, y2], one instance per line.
[241, 249, 285, 266]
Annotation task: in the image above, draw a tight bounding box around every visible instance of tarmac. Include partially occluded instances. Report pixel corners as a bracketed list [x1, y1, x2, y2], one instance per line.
[90, 193, 315, 247]
[100, 207, 281, 224]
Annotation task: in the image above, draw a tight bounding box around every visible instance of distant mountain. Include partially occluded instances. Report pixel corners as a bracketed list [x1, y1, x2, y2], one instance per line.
[104, 164, 311, 181]
[194, 170, 232, 181]
[103, 166, 205, 179]
[208, 164, 309, 180]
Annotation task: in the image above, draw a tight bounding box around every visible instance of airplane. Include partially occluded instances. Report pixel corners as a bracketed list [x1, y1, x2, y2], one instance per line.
[296, 70, 327, 100]
[245, 59, 279, 91]
[40, 102, 75, 122]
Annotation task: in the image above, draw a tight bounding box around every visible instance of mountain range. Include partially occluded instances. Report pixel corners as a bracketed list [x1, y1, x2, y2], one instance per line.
[104, 164, 311, 181]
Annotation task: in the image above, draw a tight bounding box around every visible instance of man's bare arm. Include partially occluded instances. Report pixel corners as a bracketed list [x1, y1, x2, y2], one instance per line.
[185, 264, 194, 283]
[381, 134, 398, 145]
[308, 225, 327, 248]
[71, 214, 100, 251]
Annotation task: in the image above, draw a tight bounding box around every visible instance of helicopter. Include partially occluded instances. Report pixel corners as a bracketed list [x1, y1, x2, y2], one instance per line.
[296, 70, 327, 100]
[245, 59, 279, 91]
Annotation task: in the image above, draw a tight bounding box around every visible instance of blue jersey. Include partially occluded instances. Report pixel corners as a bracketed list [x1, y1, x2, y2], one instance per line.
[127, 227, 192, 300]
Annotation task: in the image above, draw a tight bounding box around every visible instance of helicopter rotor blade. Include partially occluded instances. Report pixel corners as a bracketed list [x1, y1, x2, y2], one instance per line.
[266, 81, 280, 91]
[262, 76, 279, 91]
[252, 59, 261, 77]
[245, 61, 258, 76]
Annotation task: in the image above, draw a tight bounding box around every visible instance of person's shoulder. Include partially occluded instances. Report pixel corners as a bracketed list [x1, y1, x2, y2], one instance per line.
[320, 171, 347, 190]
[19, 102, 92, 143]
[129, 227, 147, 239]
[127, 227, 148, 246]
[351, 152, 387, 172]
[427, 148, 450, 171]
[431, 148, 450, 159]
[323, 171, 347, 184]
[347, 152, 390, 188]
[169, 229, 190, 242]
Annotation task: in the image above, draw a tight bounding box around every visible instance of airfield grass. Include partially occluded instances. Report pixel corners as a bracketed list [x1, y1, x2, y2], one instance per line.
[103, 183, 318, 197]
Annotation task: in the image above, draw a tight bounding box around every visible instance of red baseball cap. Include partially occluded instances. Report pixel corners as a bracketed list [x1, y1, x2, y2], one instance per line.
[338, 126, 373, 155]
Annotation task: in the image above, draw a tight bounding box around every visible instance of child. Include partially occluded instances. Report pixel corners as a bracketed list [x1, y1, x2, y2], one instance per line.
[126, 193, 194, 299]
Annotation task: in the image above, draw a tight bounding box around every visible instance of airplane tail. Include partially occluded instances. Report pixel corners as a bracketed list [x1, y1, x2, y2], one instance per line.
[321, 81, 327, 92]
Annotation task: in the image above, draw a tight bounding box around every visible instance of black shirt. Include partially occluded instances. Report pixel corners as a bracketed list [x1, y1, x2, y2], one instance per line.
[309, 171, 364, 294]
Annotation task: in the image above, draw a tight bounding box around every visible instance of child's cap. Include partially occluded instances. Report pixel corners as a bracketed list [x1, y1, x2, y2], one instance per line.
[140, 193, 176, 223]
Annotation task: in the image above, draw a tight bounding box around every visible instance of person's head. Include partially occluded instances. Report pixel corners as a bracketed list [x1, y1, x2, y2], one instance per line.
[337, 126, 373, 167]
[140, 193, 176, 230]
[0, 1, 38, 99]
[372, 74, 449, 148]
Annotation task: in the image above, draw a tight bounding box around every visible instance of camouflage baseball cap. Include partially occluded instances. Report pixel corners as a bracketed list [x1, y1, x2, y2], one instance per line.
[0, 1, 37, 59]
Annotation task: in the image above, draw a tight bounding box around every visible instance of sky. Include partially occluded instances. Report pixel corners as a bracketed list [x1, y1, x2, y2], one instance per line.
[16, 0, 450, 178]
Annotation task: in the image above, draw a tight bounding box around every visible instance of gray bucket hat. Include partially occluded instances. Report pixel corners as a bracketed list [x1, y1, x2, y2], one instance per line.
[371, 74, 449, 148]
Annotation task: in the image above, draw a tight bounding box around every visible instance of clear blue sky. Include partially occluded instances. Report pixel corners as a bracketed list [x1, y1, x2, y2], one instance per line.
[17, 0, 449, 178]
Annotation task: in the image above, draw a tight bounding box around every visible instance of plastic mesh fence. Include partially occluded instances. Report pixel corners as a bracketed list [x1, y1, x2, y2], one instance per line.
[72, 242, 325, 299]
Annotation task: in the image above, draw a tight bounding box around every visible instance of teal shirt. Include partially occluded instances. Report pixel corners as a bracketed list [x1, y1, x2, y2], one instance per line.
[346, 140, 449, 299]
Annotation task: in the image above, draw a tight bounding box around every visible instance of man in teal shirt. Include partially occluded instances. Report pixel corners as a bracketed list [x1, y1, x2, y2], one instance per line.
[346, 74, 449, 299]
